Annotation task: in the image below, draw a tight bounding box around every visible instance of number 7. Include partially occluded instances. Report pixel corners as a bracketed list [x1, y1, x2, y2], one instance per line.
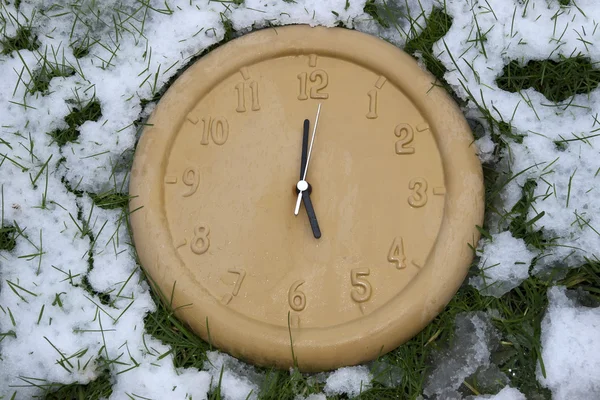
[221, 268, 246, 305]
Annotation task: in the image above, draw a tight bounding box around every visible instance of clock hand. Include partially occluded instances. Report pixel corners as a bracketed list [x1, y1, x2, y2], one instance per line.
[294, 103, 322, 216]
[300, 118, 309, 180]
[302, 188, 321, 238]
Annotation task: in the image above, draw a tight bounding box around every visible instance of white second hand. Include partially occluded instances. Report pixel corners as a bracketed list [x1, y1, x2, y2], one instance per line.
[303, 103, 321, 181]
[294, 103, 322, 216]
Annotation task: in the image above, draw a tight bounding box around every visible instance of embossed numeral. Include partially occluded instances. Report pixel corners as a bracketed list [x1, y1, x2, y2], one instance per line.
[395, 123, 415, 154]
[367, 76, 386, 119]
[366, 89, 378, 119]
[182, 167, 199, 197]
[350, 268, 372, 303]
[201, 117, 229, 145]
[166, 168, 200, 197]
[235, 81, 260, 112]
[235, 82, 245, 112]
[388, 237, 407, 269]
[310, 70, 329, 99]
[191, 224, 210, 254]
[297, 70, 329, 100]
[297, 72, 308, 100]
[288, 280, 306, 311]
[221, 268, 246, 305]
[408, 177, 428, 207]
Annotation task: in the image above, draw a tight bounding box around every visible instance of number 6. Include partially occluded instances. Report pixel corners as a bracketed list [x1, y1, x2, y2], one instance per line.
[288, 280, 306, 311]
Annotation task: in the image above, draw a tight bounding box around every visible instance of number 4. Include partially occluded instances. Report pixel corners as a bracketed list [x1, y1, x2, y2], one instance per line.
[388, 237, 407, 269]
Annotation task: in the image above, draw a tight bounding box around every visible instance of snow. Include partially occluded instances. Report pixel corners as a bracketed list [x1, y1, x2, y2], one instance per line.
[438, 0, 600, 269]
[424, 312, 503, 398]
[1, 0, 599, 398]
[203, 351, 263, 400]
[537, 286, 600, 399]
[471, 386, 526, 400]
[323, 365, 372, 398]
[470, 231, 537, 297]
[354, 0, 434, 47]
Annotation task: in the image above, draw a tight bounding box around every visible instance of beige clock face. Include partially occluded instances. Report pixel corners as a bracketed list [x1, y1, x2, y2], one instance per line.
[130, 26, 484, 372]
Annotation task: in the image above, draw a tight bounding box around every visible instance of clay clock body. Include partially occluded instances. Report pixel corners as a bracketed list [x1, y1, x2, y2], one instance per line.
[129, 26, 484, 371]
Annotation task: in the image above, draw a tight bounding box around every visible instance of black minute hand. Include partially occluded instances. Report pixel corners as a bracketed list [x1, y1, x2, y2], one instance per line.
[300, 118, 309, 180]
[295, 107, 322, 239]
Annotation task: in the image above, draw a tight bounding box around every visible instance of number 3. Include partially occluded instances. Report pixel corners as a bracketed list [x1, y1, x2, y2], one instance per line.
[408, 177, 428, 207]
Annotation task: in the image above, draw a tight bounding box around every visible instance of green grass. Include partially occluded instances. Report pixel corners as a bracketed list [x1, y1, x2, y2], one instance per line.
[497, 56, 600, 103]
[507, 180, 548, 251]
[0, 26, 39, 55]
[70, 34, 95, 59]
[49, 98, 102, 147]
[404, 8, 453, 87]
[29, 60, 75, 95]
[363, 0, 391, 29]
[0, 224, 17, 251]
[142, 280, 331, 399]
[143, 282, 213, 371]
[90, 190, 130, 210]
[5, 1, 600, 399]
[353, 278, 552, 399]
[43, 370, 112, 400]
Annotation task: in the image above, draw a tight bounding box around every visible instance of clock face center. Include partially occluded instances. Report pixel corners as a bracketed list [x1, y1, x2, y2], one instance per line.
[296, 180, 309, 192]
[129, 25, 484, 372]
[163, 53, 445, 329]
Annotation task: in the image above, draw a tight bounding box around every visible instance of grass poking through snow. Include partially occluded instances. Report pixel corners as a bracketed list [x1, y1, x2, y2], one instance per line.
[497, 56, 600, 103]
[49, 97, 102, 146]
[2, 0, 600, 398]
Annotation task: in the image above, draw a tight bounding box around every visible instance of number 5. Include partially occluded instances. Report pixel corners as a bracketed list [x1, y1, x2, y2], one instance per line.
[350, 268, 372, 303]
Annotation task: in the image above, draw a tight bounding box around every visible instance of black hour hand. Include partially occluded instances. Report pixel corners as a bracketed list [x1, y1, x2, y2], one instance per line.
[302, 189, 321, 239]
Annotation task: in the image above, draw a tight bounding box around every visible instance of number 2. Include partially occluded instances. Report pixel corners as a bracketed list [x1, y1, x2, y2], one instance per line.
[395, 123, 415, 154]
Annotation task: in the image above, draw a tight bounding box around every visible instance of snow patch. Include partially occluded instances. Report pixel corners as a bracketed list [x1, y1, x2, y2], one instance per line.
[470, 231, 536, 297]
[537, 286, 600, 399]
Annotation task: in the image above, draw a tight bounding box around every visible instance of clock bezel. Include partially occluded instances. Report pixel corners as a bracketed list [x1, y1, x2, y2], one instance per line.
[129, 25, 484, 371]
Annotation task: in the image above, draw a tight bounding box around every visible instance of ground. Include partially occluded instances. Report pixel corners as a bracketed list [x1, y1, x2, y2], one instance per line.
[0, 0, 599, 399]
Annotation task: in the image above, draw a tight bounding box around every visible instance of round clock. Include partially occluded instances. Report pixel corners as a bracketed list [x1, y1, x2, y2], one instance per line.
[129, 25, 484, 372]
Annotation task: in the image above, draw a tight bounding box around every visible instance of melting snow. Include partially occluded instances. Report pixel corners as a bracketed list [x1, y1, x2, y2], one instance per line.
[1, 0, 599, 398]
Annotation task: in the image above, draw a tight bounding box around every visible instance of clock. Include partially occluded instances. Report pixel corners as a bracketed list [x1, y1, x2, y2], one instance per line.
[129, 25, 484, 372]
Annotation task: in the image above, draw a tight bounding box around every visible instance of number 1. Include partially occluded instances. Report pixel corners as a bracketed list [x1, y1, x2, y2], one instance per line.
[367, 89, 377, 119]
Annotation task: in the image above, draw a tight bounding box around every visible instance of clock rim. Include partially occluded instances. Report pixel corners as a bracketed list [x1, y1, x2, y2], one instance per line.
[129, 24, 484, 372]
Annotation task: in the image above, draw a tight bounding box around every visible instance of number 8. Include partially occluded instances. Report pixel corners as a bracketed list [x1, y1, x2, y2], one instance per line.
[191, 224, 210, 254]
